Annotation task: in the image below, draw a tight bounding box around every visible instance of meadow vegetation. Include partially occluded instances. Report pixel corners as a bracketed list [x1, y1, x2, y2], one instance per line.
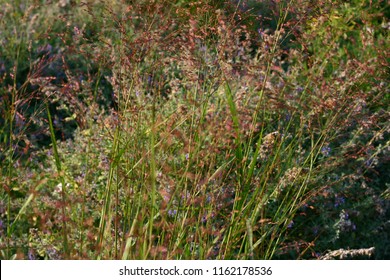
[0, 0, 389, 259]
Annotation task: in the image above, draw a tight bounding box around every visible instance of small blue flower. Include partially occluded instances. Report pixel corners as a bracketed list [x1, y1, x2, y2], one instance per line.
[287, 220, 294, 228]
[257, 28, 266, 39]
[296, 86, 304, 93]
[53, 118, 60, 126]
[27, 249, 35, 260]
[334, 196, 346, 208]
[181, 192, 190, 202]
[167, 209, 177, 218]
[321, 145, 331, 157]
[46, 248, 60, 260]
[364, 158, 377, 168]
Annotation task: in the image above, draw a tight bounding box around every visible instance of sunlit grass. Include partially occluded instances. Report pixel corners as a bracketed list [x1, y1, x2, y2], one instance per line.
[1, 0, 388, 260]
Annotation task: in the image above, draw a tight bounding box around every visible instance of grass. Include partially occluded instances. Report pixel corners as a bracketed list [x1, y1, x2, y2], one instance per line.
[0, 0, 389, 260]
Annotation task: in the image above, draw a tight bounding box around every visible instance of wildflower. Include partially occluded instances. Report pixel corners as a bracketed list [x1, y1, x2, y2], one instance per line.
[181, 191, 191, 202]
[167, 209, 177, 218]
[365, 158, 378, 168]
[199, 45, 207, 53]
[46, 247, 60, 260]
[334, 196, 346, 208]
[27, 249, 35, 260]
[296, 86, 304, 93]
[277, 81, 285, 88]
[334, 210, 356, 239]
[321, 145, 331, 157]
[287, 220, 294, 229]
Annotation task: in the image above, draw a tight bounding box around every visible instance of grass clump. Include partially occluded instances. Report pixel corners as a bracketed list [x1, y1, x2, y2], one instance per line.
[1, 0, 389, 259]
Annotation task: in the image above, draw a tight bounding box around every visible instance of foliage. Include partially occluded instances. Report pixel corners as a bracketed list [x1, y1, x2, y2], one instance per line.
[1, 0, 389, 259]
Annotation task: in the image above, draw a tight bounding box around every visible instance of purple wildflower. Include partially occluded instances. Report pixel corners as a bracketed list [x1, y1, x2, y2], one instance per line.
[27, 249, 35, 260]
[296, 86, 304, 93]
[334, 196, 346, 208]
[321, 145, 331, 157]
[167, 209, 177, 218]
